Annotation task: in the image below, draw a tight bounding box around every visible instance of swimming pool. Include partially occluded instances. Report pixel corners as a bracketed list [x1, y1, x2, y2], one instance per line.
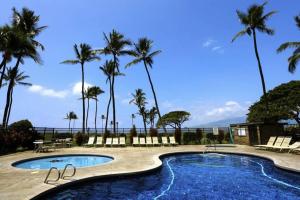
[13, 155, 113, 170]
[40, 153, 300, 199]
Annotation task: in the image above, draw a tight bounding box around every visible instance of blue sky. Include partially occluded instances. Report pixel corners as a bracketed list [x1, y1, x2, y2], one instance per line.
[0, 0, 299, 128]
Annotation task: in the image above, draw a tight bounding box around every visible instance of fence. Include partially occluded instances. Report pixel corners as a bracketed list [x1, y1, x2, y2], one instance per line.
[32, 127, 230, 136]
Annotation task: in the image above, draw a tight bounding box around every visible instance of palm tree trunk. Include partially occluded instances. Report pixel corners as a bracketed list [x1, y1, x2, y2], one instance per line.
[105, 79, 112, 132]
[6, 87, 13, 126]
[142, 113, 147, 135]
[81, 63, 86, 134]
[68, 119, 71, 131]
[86, 98, 90, 130]
[112, 55, 117, 133]
[2, 58, 20, 128]
[143, 61, 162, 119]
[95, 99, 98, 133]
[252, 29, 268, 111]
[0, 58, 6, 89]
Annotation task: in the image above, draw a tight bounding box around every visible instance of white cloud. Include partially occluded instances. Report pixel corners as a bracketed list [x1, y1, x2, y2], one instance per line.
[28, 85, 68, 98]
[72, 81, 93, 95]
[206, 101, 246, 117]
[121, 98, 131, 105]
[202, 39, 216, 47]
[212, 46, 222, 51]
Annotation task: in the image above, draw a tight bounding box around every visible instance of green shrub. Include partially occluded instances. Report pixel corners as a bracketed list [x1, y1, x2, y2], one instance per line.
[225, 132, 231, 143]
[217, 130, 225, 144]
[174, 128, 181, 144]
[129, 125, 137, 144]
[206, 132, 215, 143]
[196, 129, 203, 144]
[9, 119, 33, 132]
[149, 128, 158, 137]
[75, 133, 88, 146]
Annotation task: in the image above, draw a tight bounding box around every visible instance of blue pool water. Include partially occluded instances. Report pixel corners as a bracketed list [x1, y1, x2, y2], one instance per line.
[13, 155, 113, 169]
[41, 153, 300, 200]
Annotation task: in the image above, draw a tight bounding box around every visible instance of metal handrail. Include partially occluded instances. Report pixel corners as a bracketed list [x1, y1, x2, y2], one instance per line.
[61, 164, 76, 179]
[44, 167, 60, 184]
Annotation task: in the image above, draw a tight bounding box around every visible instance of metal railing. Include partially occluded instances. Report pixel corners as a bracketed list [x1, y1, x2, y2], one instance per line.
[61, 164, 76, 179]
[44, 167, 60, 184]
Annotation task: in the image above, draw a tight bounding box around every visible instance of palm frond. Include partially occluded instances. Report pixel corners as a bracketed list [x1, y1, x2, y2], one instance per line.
[148, 50, 162, 58]
[60, 59, 80, 65]
[125, 58, 142, 68]
[256, 26, 274, 35]
[277, 42, 300, 53]
[231, 29, 250, 42]
[288, 53, 300, 73]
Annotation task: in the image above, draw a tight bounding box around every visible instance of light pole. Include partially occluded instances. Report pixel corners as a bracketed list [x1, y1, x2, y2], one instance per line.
[101, 115, 105, 134]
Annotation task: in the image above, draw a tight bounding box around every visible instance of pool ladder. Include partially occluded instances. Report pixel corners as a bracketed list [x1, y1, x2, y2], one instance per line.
[203, 140, 217, 154]
[44, 164, 76, 184]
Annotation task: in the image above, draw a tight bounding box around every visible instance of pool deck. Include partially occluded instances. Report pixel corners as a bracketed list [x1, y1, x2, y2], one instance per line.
[0, 145, 299, 200]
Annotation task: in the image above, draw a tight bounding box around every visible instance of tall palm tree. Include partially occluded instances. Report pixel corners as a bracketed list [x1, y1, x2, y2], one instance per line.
[126, 38, 162, 120]
[2, 8, 46, 128]
[277, 15, 300, 73]
[89, 86, 104, 132]
[61, 43, 100, 134]
[99, 30, 131, 133]
[232, 2, 276, 111]
[72, 112, 78, 129]
[130, 89, 148, 134]
[100, 60, 124, 132]
[3, 67, 32, 125]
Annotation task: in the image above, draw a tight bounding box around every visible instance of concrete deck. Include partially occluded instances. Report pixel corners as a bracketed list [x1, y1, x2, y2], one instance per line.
[0, 145, 299, 200]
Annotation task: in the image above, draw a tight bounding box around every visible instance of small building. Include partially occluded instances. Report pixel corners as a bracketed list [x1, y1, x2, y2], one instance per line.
[230, 122, 286, 146]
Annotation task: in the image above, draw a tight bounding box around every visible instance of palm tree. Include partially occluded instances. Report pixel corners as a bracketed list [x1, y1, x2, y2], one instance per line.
[130, 89, 148, 134]
[61, 43, 100, 134]
[2, 7, 46, 128]
[148, 107, 158, 128]
[100, 60, 124, 133]
[98, 30, 131, 133]
[131, 113, 136, 126]
[89, 86, 104, 132]
[84, 87, 94, 130]
[65, 111, 76, 131]
[3, 67, 32, 125]
[232, 2, 276, 111]
[126, 38, 162, 120]
[277, 15, 300, 73]
[72, 113, 78, 129]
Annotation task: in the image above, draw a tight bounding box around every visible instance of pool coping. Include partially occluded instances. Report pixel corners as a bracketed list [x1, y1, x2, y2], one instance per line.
[0, 145, 299, 200]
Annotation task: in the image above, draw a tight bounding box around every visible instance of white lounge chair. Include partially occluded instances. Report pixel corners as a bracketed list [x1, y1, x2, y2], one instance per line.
[95, 136, 103, 146]
[271, 137, 292, 151]
[161, 136, 169, 146]
[169, 136, 178, 146]
[139, 137, 146, 146]
[255, 136, 276, 148]
[278, 141, 300, 153]
[119, 137, 126, 147]
[105, 137, 112, 147]
[271, 136, 285, 149]
[133, 137, 139, 146]
[84, 136, 95, 147]
[152, 137, 161, 146]
[146, 137, 153, 146]
[112, 138, 119, 147]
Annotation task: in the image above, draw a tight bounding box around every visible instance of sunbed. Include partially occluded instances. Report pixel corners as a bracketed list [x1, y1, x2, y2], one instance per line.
[146, 137, 153, 146]
[271, 137, 292, 151]
[133, 137, 139, 146]
[152, 137, 161, 146]
[274, 142, 300, 153]
[112, 138, 119, 147]
[254, 136, 276, 148]
[119, 137, 126, 147]
[95, 136, 103, 146]
[105, 137, 112, 147]
[161, 136, 169, 146]
[139, 137, 146, 146]
[169, 136, 178, 146]
[84, 136, 95, 147]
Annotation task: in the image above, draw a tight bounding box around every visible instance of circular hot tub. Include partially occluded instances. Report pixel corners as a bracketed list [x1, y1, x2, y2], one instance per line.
[12, 154, 113, 170]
